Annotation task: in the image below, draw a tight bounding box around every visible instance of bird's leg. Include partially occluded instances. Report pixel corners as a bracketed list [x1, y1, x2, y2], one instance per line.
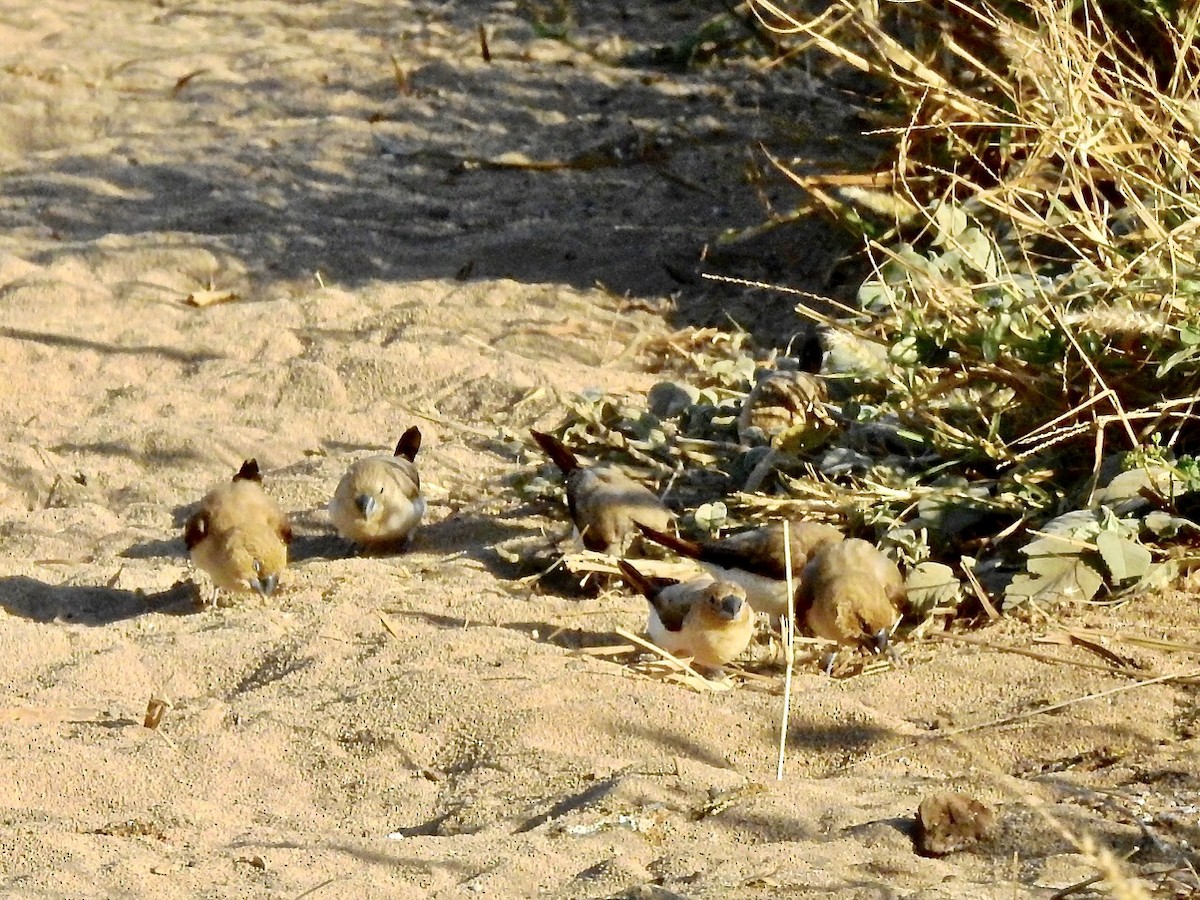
[870, 627, 890, 654]
[821, 650, 838, 677]
[189, 569, 221, 610]
[872, 620, 905, 667]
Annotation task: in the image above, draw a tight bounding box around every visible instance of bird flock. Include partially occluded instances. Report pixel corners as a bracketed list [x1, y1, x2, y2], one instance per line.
[184, 431, 427, 602]
[184, 426, 908, 677]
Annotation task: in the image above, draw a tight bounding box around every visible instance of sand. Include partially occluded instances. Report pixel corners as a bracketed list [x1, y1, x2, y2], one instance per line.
[0, 1, 1198, 897]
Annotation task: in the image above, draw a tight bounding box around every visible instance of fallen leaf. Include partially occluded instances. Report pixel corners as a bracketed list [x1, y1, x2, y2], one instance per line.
[183, 289, 239, 308]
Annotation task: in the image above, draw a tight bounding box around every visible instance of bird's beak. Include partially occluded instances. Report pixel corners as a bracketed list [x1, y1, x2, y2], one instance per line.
[718, 594, 744, 620]
[252, 573, 278, 597]
[356, 494, 380, 517]
[870, 627, 890, 654]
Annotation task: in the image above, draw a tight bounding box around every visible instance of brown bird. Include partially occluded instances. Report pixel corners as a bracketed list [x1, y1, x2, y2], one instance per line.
[795, 538, 907, 656]
[618, 560, 754, 673]
[329, 426, 425, 549]
[184, 459, 293, 598]
[531, 430, 672, 554]
[636, 519, 843, 620]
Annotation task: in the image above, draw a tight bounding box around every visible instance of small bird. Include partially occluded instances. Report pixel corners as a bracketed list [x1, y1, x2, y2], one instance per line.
[531, 430, 672, 554]
[184, 459, 293, 598]
[636, 519, 843, 620]
[795, 538, 907, 656]
[329, 426, 425, 550]
[618, 560, 754, 673]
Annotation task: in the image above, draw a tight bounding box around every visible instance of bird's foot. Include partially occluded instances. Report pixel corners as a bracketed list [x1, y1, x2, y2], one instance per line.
[821, 651, 838, 677]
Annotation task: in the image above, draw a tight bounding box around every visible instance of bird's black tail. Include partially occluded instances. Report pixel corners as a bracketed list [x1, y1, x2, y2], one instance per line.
[530, 430, 579, 474]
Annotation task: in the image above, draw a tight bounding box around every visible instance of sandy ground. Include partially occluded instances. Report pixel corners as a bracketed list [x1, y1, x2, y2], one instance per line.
[0, 1, 1198, 898]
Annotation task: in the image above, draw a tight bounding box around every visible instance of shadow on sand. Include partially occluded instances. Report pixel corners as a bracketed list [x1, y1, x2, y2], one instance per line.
[0, 575, 199, 625]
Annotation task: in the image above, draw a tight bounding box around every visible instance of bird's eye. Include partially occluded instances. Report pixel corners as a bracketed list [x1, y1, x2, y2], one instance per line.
[253, 559, 262, 574]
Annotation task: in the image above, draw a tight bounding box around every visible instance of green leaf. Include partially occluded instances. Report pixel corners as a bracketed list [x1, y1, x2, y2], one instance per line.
[981, 329, 1001, 364]
[959, 227, 998, 277]
[1095, 532, 1152, 583]
[1040, 509, 1103, 539]
[858, 280, 896, 309]
[1127, 560, 1175, 595]
[931, 203, 969, 245]
[1156, 343, 1200, 378]
[889, 335, 921, 366]
[1143, 510, 1200, 539]
[904, 562, 963, 618]
[1005, 533, 1105, 607]
[694, 502, 728, 534]
[1005, 555, 1104, 607]
[888, 244, 931, 278]
[1094, 466, 1178, 505]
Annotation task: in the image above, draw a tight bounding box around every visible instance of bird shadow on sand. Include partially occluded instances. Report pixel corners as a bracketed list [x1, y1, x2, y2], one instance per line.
[121, 529, 346, 565]
[412, 509, 615, 598]
[121, 536, 188, 561]
[279, 510, 544, 568]
[412, 512, 540, 558]
[227, 838, 476, 875]
[379, 608, 627, 655]
[842, 815, 917, 843]
[501, 619, 631, 652]
[289, 531, 353, 563]
[375, 608, 516, 636]
[0, 575, 200, 625]
[784, 719, 894, 756]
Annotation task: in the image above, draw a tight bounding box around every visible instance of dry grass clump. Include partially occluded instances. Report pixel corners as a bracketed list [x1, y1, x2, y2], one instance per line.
[753, 0, 1200, 457]
[512, 10, 1200, 884]
[733, 3, 1200, 890]
[707, 0, 1200, 605]
[518, 2, 1200, 615]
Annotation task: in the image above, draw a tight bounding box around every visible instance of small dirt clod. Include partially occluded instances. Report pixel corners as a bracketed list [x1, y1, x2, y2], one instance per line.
[915, 792, 997, 856]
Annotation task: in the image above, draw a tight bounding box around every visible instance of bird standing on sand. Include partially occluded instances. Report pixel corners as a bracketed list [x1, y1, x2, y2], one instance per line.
[329, 426, 425, 550]
[531, 430, 673, 554]
[636, 519, 843, 620]
[185, 459, 293, 598]
[618, 560, 754, 673]
[795, 537, 907, 656]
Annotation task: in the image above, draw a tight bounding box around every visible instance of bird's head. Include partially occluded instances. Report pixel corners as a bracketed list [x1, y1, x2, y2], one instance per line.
[340, 460, 404, 523]
[356, 491, 382, 519]
[229, 532, 289, 596]
[700, 582, 749, 623]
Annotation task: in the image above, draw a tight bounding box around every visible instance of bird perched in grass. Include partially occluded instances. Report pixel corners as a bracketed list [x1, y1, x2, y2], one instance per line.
[329, 426, 425, 550]
[795, 538, 907, 659]
[185, 459, 292, 599]
[531, 430, 672, 554]
[618, 560, 754, 674]
[636, 519, 843, 620]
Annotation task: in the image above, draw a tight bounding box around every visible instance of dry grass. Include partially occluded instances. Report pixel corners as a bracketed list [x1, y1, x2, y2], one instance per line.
[511, 3, 1200, 616]
[507, 3, 1200, 892]
[752, 0, 1200, 464]
[736, 2, 1200, 891]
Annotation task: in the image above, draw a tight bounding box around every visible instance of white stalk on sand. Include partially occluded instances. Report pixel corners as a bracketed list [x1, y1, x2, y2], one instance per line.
[776, 518, 796, 781]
